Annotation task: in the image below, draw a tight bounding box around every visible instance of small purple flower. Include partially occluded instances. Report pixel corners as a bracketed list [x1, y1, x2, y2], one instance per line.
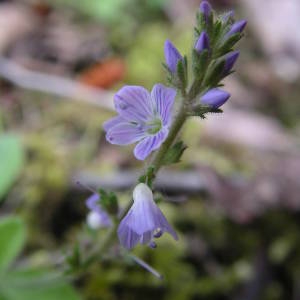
[117, 183, 178, 250]
[200, 88, 230, 108]
[195, 31, 210, 53]
[164, 40, 183, 73]
[86, 194, 112, 229]
[199, 1, 212, 21]
[104, 84, 176, 160]
[223, 51, 240, 75]
[226, 20, 247, 37]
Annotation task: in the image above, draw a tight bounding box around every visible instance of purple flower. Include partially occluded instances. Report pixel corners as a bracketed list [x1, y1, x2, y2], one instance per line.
[195, 31, 210, 53]
[200, 88, 230, 108]
[104, 84, 176, 160]
[164, 40, 183, 73]
[226, 20, 247, 37]
[223, 51, 240, 75]
[199, 1, 212, 21]
[86, 194, 112, 229]
[117, 183, 178, 250]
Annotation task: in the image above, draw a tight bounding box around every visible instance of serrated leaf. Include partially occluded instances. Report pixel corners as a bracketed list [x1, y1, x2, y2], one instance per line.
[0, 134, 24, 201]
[162, 141, 187, 166]
[0, 217, 26, 272]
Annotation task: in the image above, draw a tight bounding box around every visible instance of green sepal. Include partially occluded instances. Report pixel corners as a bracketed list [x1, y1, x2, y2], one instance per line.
[203, 59, 225, 87]
[196, 11, 214, 36]
[139, 165, 155, 187]
[98, 189, 119, 215]
[191, 104, 223, 118]
[162, 141, 187, 166]
[176, 55, 188, 91]
[192, 49, 209, 78]
[211, 20, 223, 45]
[216, 33, 242, 56]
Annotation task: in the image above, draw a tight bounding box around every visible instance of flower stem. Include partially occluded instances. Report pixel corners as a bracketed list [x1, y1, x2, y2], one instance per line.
[150, 107, 187, 172]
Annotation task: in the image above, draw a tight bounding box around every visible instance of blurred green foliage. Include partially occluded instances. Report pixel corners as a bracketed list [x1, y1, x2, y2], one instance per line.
[51, 0, 168, 25]
[0, 217, 25, 272]
[0, 134, 24, 202]
[0, 216, 81, 300]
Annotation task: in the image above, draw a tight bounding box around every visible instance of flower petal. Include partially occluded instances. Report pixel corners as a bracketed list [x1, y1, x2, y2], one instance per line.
[151, 84, 176, 126]
[114, 86, 153, 122]
[118, 213, 141, 249]
[103, 116, 125, 132]
[86, 194, 100, 212]
[152, 205, 178, 240]
[134, 128, 168, 160]
[106, 123, 146, 145]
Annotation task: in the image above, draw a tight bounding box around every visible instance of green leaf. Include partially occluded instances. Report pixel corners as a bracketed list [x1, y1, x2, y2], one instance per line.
[0, 134, 24, 201]
[0, 217, 26, 272]
[162, 141, 187, 165]
[0, 269, 81, 300]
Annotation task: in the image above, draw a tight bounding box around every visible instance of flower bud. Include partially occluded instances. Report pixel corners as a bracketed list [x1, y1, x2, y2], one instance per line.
[226, 20, 247, 37]
[200, 88, 230, 108]
[87, 211, 103, 230]
[199, 1, 212, 20]
[223, 51, 240, 75]
[164, 40, 183, 73]
[195, 32, 210, 53]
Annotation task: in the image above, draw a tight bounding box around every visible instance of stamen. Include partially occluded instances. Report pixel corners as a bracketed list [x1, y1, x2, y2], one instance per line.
[153, 228, 163, 238]
[146, 117, 162, 134]
[149, 241, 157, 249]
[76, 181, 97, 194]
[130, 255, 163, 280]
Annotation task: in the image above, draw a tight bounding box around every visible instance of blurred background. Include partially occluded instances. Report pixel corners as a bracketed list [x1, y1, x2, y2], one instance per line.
[1, 0, 300, 299]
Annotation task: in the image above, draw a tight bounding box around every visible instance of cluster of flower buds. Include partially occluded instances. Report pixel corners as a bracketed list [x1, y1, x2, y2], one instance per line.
[84, 1, 246, 251]
[164, 0, 246, 114]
